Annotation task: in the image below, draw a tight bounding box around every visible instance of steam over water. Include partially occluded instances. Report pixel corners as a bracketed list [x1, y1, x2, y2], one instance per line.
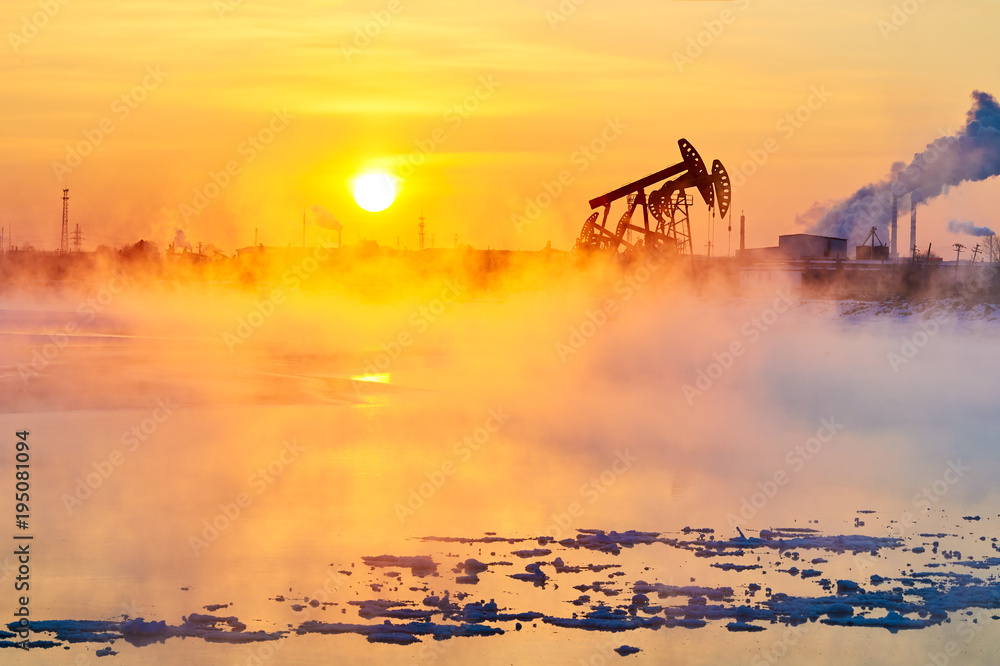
[1, 258, 999, 664]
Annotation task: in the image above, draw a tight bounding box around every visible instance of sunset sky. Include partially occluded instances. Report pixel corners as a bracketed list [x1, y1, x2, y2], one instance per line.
[1, 0, 997, 254]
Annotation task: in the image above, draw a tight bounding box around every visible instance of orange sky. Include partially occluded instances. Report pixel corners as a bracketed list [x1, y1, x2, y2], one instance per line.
[1, 0, 997, 253]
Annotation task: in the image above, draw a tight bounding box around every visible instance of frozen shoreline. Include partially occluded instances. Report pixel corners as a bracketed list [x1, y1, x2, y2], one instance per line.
[7, 518, 999, 652]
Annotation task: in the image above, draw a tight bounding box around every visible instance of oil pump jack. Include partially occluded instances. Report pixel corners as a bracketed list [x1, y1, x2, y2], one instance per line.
[574, 138, 731, 258]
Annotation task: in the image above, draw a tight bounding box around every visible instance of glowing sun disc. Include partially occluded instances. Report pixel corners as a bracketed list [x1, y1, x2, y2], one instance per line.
[353, 172, 396, 212]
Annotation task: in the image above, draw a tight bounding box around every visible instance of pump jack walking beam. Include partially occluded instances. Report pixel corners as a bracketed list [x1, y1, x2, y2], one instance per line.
[575, 138, 731, 257]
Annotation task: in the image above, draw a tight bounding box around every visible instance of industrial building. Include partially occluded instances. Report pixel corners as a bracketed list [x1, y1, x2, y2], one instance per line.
[737, 233, 848, 262]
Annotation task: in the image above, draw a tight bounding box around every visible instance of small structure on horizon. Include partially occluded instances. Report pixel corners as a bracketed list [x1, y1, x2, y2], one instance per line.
[855, 227, 888, 261]
[738, 233, 848, 262]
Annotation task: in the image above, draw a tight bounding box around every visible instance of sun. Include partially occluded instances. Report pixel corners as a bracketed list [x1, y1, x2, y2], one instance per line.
[352, 172, 396, 212]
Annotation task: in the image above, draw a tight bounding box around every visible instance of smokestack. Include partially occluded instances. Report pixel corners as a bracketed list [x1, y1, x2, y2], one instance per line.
[739, 211, 745, 253]
[806, 91, 1000, 245]
[910, 196, 917, 258]
[890, 194, 898, 259]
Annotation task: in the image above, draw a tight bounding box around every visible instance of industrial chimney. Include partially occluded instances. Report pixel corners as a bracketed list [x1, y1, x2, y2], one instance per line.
[910, 197, 917, 258]
[890, 194, 898, 259]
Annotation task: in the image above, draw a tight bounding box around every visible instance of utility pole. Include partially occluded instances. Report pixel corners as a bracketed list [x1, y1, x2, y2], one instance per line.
[710, 207, 716, 259]
[970, 244, 980, 264]
[739, 211, 746, 254]
[954, 243, 965, 281]
[71, 223, 83, 252]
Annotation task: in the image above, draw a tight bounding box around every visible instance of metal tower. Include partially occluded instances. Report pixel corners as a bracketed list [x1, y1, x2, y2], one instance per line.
[71, 223, 83, 252]
[60, 188, 70, 253]
[418, 214, 425, 251]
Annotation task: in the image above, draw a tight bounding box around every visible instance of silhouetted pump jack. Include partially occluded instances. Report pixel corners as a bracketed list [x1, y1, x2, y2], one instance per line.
[574, 138, 731, 258]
